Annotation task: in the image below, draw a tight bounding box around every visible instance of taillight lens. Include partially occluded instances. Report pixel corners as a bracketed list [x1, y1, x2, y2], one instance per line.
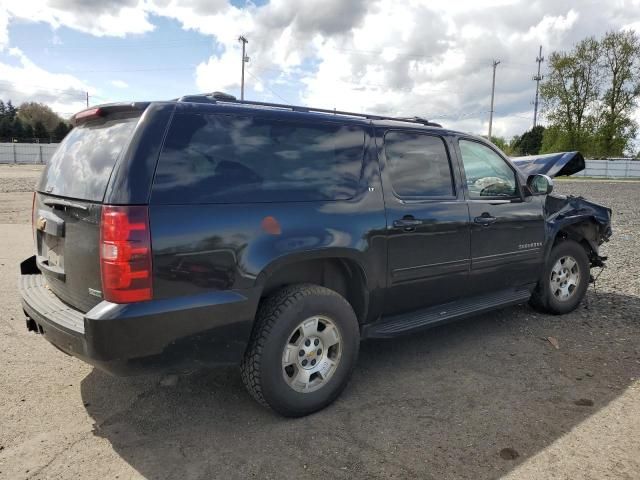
[31, 192, 36, 241]
[100, 205, 152, 303]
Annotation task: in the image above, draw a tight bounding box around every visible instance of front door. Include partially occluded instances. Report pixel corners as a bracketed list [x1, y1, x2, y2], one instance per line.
[456, 138, 545, 295]
[379, 130, 471, 316]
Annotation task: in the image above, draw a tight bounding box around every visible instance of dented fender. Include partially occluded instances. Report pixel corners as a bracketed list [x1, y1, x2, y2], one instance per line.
[543, 193, 612, 266]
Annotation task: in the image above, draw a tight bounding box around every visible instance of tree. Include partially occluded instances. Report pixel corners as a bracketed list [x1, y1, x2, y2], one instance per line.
[23, 123, 34, 140]
[540, 37, 602, 155]
[596, 30, 640, 157]
[489, 136, 511, 153]
[52, 121, 70, 141]
[33, 121, 48, 140]
[512, 126, 545, 155]
[5, 100, 17, 121]
[11, 118, 25, 139]
[18, 102, 65, 133]
[0, 117, 11, 139]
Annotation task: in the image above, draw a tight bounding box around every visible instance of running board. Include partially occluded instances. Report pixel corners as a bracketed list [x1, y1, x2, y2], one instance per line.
[363, 287, 533, 339]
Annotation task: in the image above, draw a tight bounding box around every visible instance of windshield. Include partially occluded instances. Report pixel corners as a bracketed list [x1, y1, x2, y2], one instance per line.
[38, 113, 140, 202]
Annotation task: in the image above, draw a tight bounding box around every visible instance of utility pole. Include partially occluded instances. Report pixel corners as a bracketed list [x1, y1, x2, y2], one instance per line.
[238, 35, 249, 100]
[86, 91, 89, 108]
[488, 59, 500, 140]
[532, 45, 544, 128]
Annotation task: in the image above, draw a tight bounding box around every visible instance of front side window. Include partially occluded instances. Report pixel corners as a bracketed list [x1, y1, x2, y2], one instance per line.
[384, 132, 454, 198]
[152, 113, 365, 204]
[459, 140, 518, 198]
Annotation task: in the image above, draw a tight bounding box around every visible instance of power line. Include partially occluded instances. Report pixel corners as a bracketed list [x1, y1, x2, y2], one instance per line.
[245, 69, 290, 104]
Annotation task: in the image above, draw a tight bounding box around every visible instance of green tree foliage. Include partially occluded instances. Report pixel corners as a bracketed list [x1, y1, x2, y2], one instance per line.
[511, 126, 545, 155]
[33, 121, 48, 140]
[596, 31, 640, 157]
[489, 136, 510, 153]
[541, 31, 640, 157]
[0, 117, 11, 138]
[4, 100, 17, 121]
[540, 37, 601, 155]
[52, 121, 71, 141]
[0, 98, 70, 142]
[23, 123, 34, 139]
[18, 102, 66, 133]
[12, 118, 25, 139]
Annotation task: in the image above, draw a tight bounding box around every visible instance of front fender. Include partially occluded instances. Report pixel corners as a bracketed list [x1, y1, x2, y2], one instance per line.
[544, 193, 612, 265]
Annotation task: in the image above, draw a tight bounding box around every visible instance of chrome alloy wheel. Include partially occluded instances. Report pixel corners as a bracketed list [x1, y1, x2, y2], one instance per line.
[281, 316, 342, 393]
[550, 255, 581, 301]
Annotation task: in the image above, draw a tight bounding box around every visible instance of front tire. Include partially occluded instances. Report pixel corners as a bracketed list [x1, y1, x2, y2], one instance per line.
[241, 284, 360, 417]
[531, 239, 590, 314]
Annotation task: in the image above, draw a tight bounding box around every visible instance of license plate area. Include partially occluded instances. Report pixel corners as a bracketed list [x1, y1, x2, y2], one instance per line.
[42, 233, 65, 270]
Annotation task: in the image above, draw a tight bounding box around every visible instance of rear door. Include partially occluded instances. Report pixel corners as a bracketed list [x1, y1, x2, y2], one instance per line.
[34, 112, 142, 312]
[378, 129, 471, 316]
[455, 138, 545, 294]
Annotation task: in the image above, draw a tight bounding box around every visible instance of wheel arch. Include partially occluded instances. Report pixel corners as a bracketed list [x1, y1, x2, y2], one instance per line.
[255, 251, 370, 324]
[547, 217, 603, 266]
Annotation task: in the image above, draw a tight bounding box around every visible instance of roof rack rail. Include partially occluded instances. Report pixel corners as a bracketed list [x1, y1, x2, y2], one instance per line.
[176, 92, 443, 128]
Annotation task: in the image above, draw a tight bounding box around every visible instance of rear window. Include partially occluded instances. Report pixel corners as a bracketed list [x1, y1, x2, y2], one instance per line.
[151, 113, 365, 204]
[38, 113, 140, 202]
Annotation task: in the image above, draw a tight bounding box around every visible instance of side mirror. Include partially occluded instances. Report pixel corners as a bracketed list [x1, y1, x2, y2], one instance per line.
[526, 174, 554, 195]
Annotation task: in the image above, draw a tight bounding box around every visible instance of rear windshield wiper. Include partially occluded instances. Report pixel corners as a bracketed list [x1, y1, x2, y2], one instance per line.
[42, 198, 89, 211]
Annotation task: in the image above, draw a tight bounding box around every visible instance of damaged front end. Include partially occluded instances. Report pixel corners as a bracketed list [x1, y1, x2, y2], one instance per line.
[512, 151, 612, 268]
[544, 194, 612, 268]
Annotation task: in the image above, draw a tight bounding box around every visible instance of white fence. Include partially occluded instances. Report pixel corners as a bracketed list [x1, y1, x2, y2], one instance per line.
[571, 159, 640, 178]
[0, 143, 59, 164]
[1, 142, 640, 178]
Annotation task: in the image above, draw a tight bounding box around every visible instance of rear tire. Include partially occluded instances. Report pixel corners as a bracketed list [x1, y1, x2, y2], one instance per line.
[530, 239, 589, 315]
[241, 284, 359, 417]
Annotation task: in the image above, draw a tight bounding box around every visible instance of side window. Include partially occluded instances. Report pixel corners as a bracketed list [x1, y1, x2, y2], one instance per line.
[152, 113, 365, 204]
[459, 140, 517, 198]
[384, 132, 454, 198]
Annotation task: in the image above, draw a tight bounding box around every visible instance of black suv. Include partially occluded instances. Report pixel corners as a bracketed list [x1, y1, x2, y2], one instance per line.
[19, 93, 612, 416]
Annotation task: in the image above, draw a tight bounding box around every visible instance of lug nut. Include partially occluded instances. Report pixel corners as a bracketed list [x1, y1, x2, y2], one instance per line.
[311, 359, 316, 366]
[314, 339, 319, 346]
[317, 349, 322, 355]
[305, 339, 311, 347]
[299, 350, 304, 357]
[302, 359, 308, 366]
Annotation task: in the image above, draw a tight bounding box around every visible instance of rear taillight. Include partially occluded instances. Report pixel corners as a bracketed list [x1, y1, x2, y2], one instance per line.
[72, 107, 103, 125]
[31, 192, 36, 241]
[100, 205, 152, 303]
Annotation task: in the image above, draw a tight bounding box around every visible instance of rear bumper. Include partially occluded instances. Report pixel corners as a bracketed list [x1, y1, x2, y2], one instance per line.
[19, 257, 259, 375]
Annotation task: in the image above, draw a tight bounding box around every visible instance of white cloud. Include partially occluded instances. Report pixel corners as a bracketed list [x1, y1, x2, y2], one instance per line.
[111, 79, 129, 88]
[2, 0, 154, 38]
[0, 48, 90, 118]
[2, 0, 640, 137]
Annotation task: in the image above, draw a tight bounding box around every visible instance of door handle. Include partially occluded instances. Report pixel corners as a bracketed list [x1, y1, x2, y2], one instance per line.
[393, 217, 422, 230]
[474, 213, 497, 226]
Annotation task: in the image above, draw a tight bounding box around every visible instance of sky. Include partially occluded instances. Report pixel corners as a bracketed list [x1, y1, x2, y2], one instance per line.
[1, 0, 639, 139]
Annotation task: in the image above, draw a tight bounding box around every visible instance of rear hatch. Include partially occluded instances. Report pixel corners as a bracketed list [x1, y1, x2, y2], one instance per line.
[34, 108, 143, 312]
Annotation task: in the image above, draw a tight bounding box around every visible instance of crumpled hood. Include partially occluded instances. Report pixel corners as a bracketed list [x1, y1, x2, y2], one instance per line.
[511, 152, 585, 177]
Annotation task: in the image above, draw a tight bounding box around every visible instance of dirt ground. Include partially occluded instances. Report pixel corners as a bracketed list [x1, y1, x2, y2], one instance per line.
[0, 164, 639, 480]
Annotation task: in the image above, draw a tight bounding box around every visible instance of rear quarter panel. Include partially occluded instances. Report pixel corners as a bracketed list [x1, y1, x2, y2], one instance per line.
[149, 132, 388, 320]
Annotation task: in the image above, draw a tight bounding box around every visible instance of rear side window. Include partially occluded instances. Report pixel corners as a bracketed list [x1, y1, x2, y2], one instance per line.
[38, 114, 140, 202]
[152, 113, 365, 203]
[384, 131, 454, 197]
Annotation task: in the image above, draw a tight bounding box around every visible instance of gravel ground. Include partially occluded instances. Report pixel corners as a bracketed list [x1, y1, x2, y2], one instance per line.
[0, 166, 639, 479]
